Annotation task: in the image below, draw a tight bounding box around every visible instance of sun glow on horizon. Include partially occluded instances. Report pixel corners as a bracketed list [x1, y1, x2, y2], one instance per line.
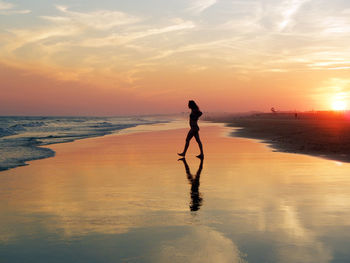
[331, 98, 347, 111]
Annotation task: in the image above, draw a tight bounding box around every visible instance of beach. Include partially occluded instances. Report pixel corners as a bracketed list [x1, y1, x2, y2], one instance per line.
[1, 120, 350, 262]
[2, 0, 350, 261]
[207, 112, 350, 162]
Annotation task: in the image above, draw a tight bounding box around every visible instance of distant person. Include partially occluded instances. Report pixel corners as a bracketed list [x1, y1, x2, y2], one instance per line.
[178, 157, 204, 211]
[178, 100, 204, 158]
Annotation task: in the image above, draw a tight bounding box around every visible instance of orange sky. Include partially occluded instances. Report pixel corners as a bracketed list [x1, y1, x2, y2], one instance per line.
[1, 0, 350, 115]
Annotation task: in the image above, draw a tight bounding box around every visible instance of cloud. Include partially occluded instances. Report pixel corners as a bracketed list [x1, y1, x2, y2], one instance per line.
[0, 0, 12, 10]
[2, 0, 350, 89]
[321, 16, 350, 34]
[144, 37, 234, 62]
[3, 5, 143, 58]
[0, 9, 30, 15]
[0, 0, 30, 15]
[79, 19, 195, 47]
[6, 5, 142, 49]
[278, 0, 310, 31]
[307, 61, 350, 70]
[5, 26, 81, 51]
[40, 5, 140, 30]
[0, 3, 197, 85]
[253, 0, 311, 32]
[187, 0, 217, 14]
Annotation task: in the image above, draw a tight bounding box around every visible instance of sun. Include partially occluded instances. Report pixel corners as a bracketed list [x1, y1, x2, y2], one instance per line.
[332, 100, 347, 111]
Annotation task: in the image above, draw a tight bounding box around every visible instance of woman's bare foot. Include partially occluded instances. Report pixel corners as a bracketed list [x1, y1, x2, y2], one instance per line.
[178, 152, 186, 157]
[196, 154, 204, 159]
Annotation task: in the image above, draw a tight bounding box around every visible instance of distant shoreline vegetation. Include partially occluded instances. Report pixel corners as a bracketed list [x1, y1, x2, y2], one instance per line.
[0, 116, 168, 172]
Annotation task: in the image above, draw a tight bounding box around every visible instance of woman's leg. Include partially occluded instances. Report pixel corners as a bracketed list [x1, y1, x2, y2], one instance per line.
[178, 130, 194, 156]
[194, 132, 204, 157]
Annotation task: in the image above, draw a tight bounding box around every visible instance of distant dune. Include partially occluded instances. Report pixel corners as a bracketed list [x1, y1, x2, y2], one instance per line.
[207, 111, 350, 162]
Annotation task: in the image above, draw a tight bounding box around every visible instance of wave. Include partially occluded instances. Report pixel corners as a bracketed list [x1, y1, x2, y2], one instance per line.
[0, 116, 168, 172]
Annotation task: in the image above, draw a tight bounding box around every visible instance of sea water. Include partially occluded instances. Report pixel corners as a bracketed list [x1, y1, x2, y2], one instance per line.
[0, 116, 167, 171]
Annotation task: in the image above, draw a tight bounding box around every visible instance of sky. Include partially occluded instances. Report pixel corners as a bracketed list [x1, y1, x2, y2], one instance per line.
[1, 0, 350, 115]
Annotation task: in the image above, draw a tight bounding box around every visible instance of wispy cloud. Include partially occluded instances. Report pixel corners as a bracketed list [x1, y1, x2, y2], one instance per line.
[187, 0, 217, 15]
[0, 0, 30, 15]
[0, 0, 13, 10]
[0, 4, 197, 84]
[278, 0, 310, 31]
[41, 5, 140, 30]
[79, 19, 195, 47]
[4, 5, 143, 54]
[1, 0, 350, 89]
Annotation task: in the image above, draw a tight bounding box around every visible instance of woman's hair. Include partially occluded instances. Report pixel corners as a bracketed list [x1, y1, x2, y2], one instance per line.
[188, 100, 199, 111]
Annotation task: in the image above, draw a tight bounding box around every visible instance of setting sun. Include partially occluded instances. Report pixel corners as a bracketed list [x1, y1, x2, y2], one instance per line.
[332, 100, 347, 111]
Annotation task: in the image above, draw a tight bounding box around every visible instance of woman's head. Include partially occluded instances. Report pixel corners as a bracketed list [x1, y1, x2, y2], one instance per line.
[188, 100, 199, 110]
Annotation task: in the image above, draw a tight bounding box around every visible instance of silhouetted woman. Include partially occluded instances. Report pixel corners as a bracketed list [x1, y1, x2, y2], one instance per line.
[178, 100, 204, 158]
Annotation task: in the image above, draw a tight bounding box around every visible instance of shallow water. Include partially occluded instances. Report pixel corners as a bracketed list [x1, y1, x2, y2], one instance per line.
[0, 116, 167, 171]
[0, 122, 350, 263]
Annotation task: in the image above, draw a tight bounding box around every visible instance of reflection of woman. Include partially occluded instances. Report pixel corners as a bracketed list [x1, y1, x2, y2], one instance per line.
[178, 100, 204, 158]
[178, 157, 204, 211]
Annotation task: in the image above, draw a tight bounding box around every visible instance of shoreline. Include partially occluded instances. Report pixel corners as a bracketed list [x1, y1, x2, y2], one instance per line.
[0, 119, 216, 173]
[0, 119, 172, 172]
[206, 112, 350, 163]
[5, 112, 349, 173]
[0, 125, 139, 172]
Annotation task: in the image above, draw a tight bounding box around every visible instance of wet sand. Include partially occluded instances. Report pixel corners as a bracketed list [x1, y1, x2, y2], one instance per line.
[1, 121, 350, 263]
[207, 112, 350, 162]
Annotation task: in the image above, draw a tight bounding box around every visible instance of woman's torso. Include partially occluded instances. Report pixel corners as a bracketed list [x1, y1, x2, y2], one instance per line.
[189, 110, 202, 129]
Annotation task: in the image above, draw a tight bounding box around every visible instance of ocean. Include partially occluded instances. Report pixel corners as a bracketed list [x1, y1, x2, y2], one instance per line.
[0, 116, 167, 171]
